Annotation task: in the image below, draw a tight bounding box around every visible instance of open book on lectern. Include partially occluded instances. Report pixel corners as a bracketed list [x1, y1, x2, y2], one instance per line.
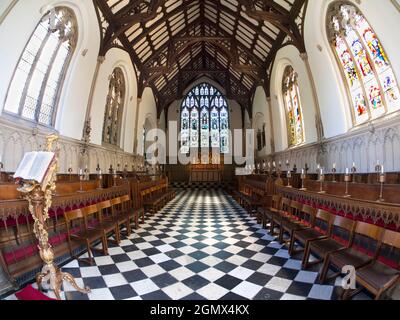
[14, 152, 55, 184]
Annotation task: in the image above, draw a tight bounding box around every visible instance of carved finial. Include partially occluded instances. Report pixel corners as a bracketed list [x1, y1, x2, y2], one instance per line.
[45, 134, 59, 152]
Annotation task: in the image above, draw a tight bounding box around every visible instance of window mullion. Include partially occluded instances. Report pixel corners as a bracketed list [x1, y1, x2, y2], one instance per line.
[341, 32, 373, 120]
[290, 85, 297, 146]
[18, 30, 52, 116]
[35, 36, 63, 123]
[294, 81, 304, 144]
[351, 23, 389, 114]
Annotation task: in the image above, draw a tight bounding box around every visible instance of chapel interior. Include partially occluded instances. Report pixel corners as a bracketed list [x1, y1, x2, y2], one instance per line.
[0, 0, 399, 301]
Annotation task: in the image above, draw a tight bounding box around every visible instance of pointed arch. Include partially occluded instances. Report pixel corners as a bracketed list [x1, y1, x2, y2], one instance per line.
[102, 67, 126, 146]
[4, 7, 78, 126]
[327, 2, 400, 126]
[282, 66, 305, 147]
[180, 83, 230, 154]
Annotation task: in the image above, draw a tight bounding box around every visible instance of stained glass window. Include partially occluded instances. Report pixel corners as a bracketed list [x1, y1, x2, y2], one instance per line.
[282, 66, 305, 147]
[102, 68, 125, 146]
[4, 7, 77, 126]
[328, 3, 400, 125]
[180, 83, 230, 153]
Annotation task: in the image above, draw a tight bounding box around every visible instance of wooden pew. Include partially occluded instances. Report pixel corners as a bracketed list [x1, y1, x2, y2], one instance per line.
[138, 176, 176, 215]
[234, 174, 282, 216]
[275, 184, 400, 232]
[0, 181, 131, 282]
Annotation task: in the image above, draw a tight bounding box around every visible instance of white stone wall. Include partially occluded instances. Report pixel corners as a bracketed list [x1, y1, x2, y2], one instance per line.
[0, 117, 141, 173]
[260, 0, 400, 172]
[0, 0, 140, 168]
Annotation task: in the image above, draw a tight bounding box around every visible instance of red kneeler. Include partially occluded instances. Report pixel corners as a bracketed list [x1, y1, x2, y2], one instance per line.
[15, 284, 56, 301]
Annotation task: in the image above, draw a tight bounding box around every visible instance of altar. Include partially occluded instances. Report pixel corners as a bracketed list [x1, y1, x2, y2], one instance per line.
[188, 152, 224, 183]
[189, 164, 223, 183]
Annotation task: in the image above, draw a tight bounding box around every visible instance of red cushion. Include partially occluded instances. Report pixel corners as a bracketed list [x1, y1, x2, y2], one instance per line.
[15, 284, 56, 300]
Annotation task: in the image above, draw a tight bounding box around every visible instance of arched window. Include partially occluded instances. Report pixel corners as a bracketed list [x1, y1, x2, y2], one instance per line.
[102, 67, 125, 146]
[327, 2, 400, 125]
[282, 66, 305, 147]
[180, 83, 230, 154]
[4, 7, 77, 126]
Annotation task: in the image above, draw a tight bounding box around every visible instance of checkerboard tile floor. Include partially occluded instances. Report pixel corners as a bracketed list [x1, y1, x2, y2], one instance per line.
[4, 189, 372, 300]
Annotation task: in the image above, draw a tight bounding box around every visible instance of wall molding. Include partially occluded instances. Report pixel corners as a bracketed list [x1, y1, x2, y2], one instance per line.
[0, 0, 18, 25]
[391, 0, 400, 12]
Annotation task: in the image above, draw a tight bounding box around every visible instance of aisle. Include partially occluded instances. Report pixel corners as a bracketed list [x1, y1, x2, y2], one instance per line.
[5, 189, 349, 300]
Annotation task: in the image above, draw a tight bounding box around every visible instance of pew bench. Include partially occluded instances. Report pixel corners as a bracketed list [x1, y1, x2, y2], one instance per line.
[0, 182, 134, 282]
[263, 183, 400, 300]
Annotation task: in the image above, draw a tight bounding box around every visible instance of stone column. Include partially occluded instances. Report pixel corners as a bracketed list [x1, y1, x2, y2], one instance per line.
[133, 98, 142, 154]
[266, 97, 276, 154]
[82, 56, 105, 142]
[300, 52, 325, 142]
[80, 56, 105, 169]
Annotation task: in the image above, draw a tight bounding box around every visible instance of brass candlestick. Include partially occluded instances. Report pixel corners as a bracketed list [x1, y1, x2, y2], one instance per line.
[68, 167, 73, 182]
[17, 135, 90, 300]
[0, 161, 3, 183]
[123, 165, 128, 179]
[97, 171, 103, 190]
[300, 171, 307, 191]
[351, 166, 357, 184]
[84, 167, 89, 181]
[332, 167, 337, 183]
[318, 172, 326, 194]
[287, 170, 292, 188]
[375, 164, 382, 184]
[344, 173, 351, 198]
[377, 173, 386, 202]
[78, 170, 85, 193]
[113, 170, 117, 187]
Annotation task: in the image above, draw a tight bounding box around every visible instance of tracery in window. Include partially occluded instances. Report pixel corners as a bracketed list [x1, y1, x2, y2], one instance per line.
[180, 83, 230, 154]
[282, 66, 305, 147]
[4, 7, 78, 126]
[102, 68, 126, 146]
[328, 2, 400, 125]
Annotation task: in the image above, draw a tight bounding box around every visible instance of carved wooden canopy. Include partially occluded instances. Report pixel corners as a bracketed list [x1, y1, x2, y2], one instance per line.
[93, 0, 308, 118]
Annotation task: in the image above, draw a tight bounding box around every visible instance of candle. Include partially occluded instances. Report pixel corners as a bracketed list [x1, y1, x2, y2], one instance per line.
[377, 160, 380, 166]
[333, 163, 336, 169]
[79, 169, 83, 176]
[317, 164, 320, 170]
[352, 162, 356, 168]
[302, 169, 305, 175]
[381, 165, 384, 174]
[346, 168, 349, 175]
